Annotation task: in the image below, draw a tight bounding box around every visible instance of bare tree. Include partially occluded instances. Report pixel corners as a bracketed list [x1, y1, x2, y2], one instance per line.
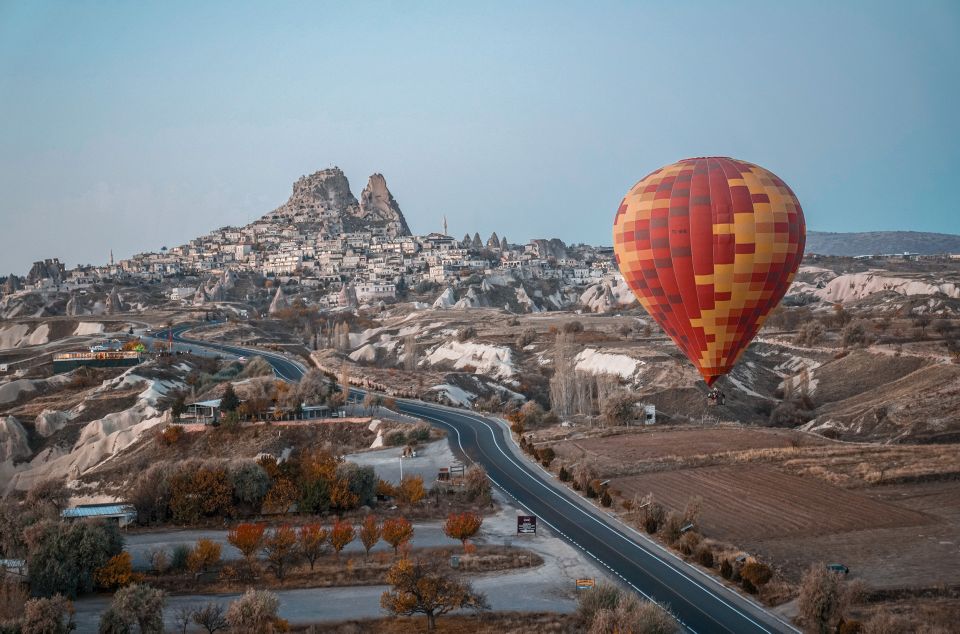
[191, 602, 228, 633]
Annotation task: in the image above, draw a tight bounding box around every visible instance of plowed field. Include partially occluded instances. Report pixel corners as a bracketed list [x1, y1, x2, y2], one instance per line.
[611, 465, 931, 542]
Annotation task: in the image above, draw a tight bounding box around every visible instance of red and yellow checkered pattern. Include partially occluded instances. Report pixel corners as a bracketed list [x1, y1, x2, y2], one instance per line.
[613, 157, 805, 386]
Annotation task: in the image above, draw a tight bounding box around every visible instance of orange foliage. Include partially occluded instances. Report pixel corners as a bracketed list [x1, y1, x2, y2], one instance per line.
[330, 477, 359, 513]
[397, 476, 426, 504]
[298, 523, 329, 570]
[227, 523, 265, 560]
[329, 519, 355, 559]
[188, 539, 222, 573]
[263, 478, 298, 515]
[382, 517, 414, 556]
[443, 512, 483, 551]
[359, 515, 382, 558]
[94, 552, 141, 589]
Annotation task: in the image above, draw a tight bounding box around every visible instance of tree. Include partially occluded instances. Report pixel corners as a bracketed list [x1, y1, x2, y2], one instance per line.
[464, 465, 491, 502]
[187, 539, 221, 574]
[602, 392, 636, 426]
[298, 524, 328, 570]
[380, 558, 483, 630]
[359, 515, 382, 559]
[227, 523, 265, 564]
[298, 477, 331, 514]
[336, 463, 377, 507]
[191, 602, 228, 634]
[444, 512, 483, 551]
[104, 583, 165, 634]
[229, 462, 271, 515]
[220, 384, 240, 413]
[128, 464, 173, 526]
[842, 320, 870, 348]
[329, 520, 355, 560]
[1, 579, 29, 621]
[741, 561, 773, 589]
[587, 592, 677, 634]
[913, 313, 932, 338]
[397, 476, 426, 504]
[262, 477, 298, 515]
[21, 594, 75, 634]
[95, 552, 141, 590]
[26, 479, 69, 516]
[168, 464, 233, 524]
[171, 394, 188, 421]
[262, 525, 299, 581]
[225, 588, 280, 632]
[382, 517, 414, 557]
[796, 321, 825, 346]
[27, 520, 124, 598]
[330, 478, 360, 514]
[798, 563, 843, 634]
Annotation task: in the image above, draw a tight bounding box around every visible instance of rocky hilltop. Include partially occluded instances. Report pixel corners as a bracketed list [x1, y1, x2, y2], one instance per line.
[263, 167, 410, 237]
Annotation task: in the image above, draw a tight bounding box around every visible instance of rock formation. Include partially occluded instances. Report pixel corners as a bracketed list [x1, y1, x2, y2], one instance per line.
[106, 286, 124, 314]
[338, 282, 358, 308]
[358, 174, 411, 236]
[0, 416, 31, 462]
[262, 167, 410, 237]
[268, 286, 289, 315]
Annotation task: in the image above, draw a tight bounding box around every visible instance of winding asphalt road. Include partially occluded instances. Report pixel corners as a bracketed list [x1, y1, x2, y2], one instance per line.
[159, 324, 796, 634]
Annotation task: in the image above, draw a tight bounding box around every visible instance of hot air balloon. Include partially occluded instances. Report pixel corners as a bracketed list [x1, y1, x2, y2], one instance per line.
[613, 157, 805, 389]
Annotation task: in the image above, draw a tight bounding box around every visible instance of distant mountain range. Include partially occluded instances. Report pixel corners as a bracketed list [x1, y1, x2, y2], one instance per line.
[805, 231, 960, 256]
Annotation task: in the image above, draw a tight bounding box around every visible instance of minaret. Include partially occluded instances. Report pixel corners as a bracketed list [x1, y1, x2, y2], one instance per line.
[110, 250, 114, 266]
[443, 215, 448, 236]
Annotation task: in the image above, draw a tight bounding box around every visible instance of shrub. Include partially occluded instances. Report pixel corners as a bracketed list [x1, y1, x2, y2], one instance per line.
[228, 462, 271, 514]
[103, 583, 165, 634]
[720, 558, 733, 579]
[385, 430, 406, 446]
[539, 447, 556, 468]
[562, 321, 584, 334]
[741, 577, 757, 594]
[798, 563, 843, 634]
[558, 466, 571, 482]
[159, 426, 183, 446]
[397, 476, 426, 504]
[602, 393, 636, 426]
[659, 512, 683, 546]
[27, 520, 123, 598]
[600, 489, 613, 507]
[697, 546, 714, 568]
[796, 321, 825, 346]
[170, 545, 191, 572]
[22, 594, 74, 634]
[187, 539, 221, 573]
[226, 589, 280, 632]
[741, 561, 773, 588]
[677, 531, 701, 556]
[456, 326, 477, 342]
[95, 552, 141, 590]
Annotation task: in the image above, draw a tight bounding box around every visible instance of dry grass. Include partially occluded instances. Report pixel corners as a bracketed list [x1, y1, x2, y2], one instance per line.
[148, 546, 543, 594]
[298, 612, 576, 633]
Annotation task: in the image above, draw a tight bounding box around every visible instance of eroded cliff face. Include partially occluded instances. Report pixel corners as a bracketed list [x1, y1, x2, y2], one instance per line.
[358, 173, 411, 236]
[262, 168, 410, 237]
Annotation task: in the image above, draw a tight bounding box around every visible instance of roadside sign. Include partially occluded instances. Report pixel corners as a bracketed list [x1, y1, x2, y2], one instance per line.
[517, 515, 537, 535]
[576, 578, 595, 590]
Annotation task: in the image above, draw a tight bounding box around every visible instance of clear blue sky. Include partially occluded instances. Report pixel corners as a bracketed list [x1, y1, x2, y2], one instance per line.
[1, 1, 958, 274]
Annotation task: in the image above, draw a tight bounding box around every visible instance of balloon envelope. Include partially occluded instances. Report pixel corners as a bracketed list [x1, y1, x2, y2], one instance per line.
[613, 157, 805, 386]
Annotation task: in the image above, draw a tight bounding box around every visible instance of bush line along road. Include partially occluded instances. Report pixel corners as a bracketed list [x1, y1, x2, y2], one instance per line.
[161, 324, 796, 634]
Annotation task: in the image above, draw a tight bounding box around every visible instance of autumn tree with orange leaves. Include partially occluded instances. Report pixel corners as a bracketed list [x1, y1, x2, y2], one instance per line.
[298, 524, 328, 570]
[95, 552, 141, 590]
[359, 515, 382, 559]
[444, 512, 483, 551]
[262, 525, 299, 580]
[263, 478, 298, 515]
[380, 558, 486, 631]
[188, 539, 222, 573]
[382, 517, 414, 557]
[397, 476, 426, 504]
[227, 523, 265, 562]
[329, 519, 355, 560]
